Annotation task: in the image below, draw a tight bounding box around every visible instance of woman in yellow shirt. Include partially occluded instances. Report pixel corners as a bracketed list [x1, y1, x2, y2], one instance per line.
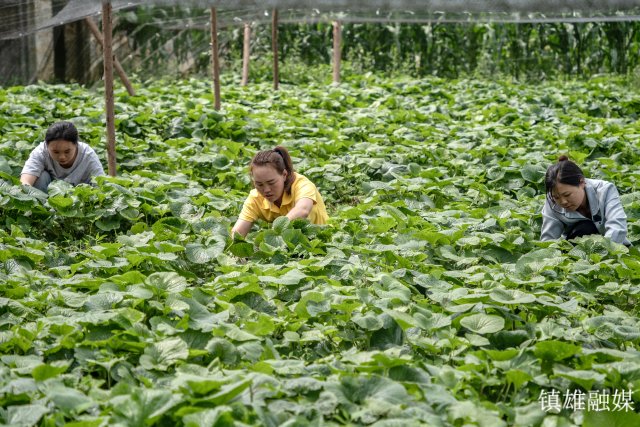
[231, 146, 328, 237]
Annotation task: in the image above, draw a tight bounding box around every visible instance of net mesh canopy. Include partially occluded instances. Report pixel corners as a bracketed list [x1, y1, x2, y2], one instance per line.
[2, 0, 640, 85]
[3, 0, 640, 40]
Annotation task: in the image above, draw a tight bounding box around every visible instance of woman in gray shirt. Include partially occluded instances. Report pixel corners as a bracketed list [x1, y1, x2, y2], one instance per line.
[20, 121, 105, 192]
[541, 155, 630, 246]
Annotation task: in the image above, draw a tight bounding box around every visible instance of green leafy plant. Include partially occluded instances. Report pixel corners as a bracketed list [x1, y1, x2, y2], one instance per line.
[1, 74, 640, 425]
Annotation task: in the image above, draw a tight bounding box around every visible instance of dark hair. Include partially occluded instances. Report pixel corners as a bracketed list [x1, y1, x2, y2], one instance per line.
[250, 146, 295, 195]
[45, 121, 78, 145]
[544, 155, 585, 201]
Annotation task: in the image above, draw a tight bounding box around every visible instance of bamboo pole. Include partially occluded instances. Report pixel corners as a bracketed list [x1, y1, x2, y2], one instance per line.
[85, 17, 135, 96]
[210, 7, 221, 110]
[333, 20, 342, 84]
[272, 8, 279, 90]
[241, 22, 251, 86]
[102, 1, 117, 177]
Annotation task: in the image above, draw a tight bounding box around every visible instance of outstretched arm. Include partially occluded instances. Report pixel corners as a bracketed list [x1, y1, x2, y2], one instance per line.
[20, 174, 38, 186]
[21, 145, 46, 186]
[231, 219, 253, 238]
[286, 198, 314, 221]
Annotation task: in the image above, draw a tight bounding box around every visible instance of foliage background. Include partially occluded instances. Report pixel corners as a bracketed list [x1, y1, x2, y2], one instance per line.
[113, 6, 640, 81]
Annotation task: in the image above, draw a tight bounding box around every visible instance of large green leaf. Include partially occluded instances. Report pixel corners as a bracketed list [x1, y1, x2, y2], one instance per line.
[353, 313, 384, 331]
[110, 388, 179, 425]
[145, 272, 188, 294]
[3, 404, 48, 426]
[272, 216, 291, 233]
[516, 248, 563, 276]
[32, 362, 70, 381]
[206, 379, 252, 405]
[185, 241, 225, 264]
[139, 337, 189, 371]
[325, 375, 411, 409]
[460, 313, 505, 334]
[49, 387, 95, 413]
[520, 163, 546, 183]
[533, 340, 582, 361]
[554, 366, 605, 390]
[489, 288, 536, 305]
[229, 242, 254, 257]
[258, 268, 306, 285]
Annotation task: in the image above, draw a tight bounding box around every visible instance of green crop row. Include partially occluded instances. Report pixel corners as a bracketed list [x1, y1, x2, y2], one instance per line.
[0, 74, 640, 425]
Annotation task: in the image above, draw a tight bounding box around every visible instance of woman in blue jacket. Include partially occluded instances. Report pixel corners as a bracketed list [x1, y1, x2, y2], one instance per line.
[541, 155, 630, 246]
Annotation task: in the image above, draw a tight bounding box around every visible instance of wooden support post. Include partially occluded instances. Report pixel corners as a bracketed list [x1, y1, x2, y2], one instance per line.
[272, 8, 279, 90]
[102, 0, 117, 177]
[85, 17, 135, 96]
[333, 20, 342, 84]
[210, 7, 221, 110]
[241, 22, 251, 86]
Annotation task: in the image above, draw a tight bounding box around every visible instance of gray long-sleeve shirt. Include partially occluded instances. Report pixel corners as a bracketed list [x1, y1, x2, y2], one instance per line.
[540, 178, 629, 245]
[21, 141, 105, 185]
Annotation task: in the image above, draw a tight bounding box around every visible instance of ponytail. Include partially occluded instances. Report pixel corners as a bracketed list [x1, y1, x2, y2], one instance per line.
[250, 146, 295, 195]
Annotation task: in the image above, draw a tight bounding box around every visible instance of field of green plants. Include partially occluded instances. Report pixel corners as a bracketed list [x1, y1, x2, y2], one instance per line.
[2, 73, 640, 426]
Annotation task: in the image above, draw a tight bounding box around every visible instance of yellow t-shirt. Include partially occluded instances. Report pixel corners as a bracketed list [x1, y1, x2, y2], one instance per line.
[239, 173, 328, 224]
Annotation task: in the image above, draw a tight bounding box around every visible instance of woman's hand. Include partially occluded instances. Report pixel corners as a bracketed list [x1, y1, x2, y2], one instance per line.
[231, 219, 253, 238]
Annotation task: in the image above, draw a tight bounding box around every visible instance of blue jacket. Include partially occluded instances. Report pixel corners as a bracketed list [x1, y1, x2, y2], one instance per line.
[540, 178, 629, 245]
